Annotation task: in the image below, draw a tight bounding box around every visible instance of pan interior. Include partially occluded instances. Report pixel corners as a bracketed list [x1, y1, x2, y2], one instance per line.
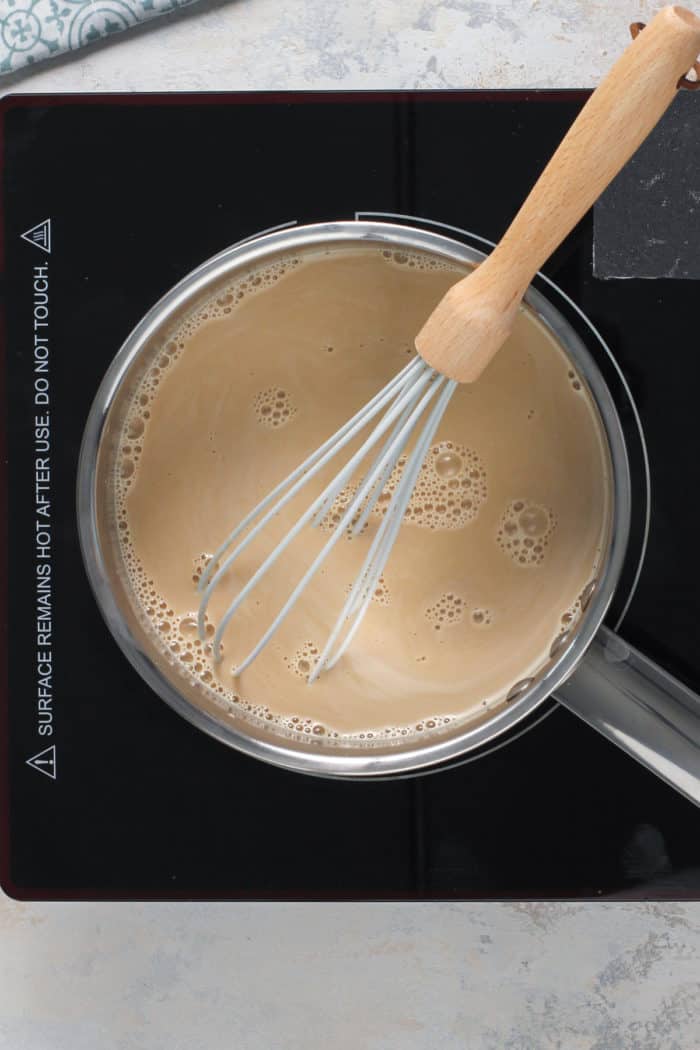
[85, 226, 621, 773]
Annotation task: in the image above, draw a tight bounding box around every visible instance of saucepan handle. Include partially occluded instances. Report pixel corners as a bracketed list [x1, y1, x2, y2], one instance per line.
[556, 625, 700, 807]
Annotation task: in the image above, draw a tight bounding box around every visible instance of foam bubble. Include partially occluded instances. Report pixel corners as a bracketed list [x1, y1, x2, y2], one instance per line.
[179, 616, 199, 638]
[579, 579, 597, 611]
[549, 629, 571, 660]
[496, 499, 556, 566]
[506, 678, 534, 703]
[434, 450, 462, 478]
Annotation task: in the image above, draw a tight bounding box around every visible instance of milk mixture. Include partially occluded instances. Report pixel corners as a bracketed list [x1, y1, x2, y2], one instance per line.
[114, 245, 611, 744]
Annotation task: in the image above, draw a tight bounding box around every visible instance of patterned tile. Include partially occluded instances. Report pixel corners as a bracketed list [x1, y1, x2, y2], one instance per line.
[0, 0, 199, 75]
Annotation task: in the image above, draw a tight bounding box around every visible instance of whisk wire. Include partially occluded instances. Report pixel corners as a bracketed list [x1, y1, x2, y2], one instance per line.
[310, 378, 457, 680]
[349, 391, 424, 538]
[209, 360, 435, 663]
[228, 363, 446, 676]
[310, 360, 426, 529]
[198, 356, 419, 595]
[197, 356, 424, 640]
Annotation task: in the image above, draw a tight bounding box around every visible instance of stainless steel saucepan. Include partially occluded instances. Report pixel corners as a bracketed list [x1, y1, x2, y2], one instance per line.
[77, 221, 700, 802]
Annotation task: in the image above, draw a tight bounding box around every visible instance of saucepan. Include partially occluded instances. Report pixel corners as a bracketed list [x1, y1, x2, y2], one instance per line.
[76, 219, 700, 801]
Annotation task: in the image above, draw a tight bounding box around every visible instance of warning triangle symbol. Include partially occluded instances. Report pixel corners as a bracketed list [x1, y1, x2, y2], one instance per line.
[26, 744, 57, 779]
[21, 218, 51, 254]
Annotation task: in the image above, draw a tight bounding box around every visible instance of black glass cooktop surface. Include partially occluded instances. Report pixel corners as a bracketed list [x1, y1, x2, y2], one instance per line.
[2, 92, 699, 900]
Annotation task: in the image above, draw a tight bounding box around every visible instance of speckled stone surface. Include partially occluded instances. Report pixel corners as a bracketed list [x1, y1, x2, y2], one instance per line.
[2, 2, 700, 1047]
[0, 0, 657, 94]
[1, 899, 700, 1047]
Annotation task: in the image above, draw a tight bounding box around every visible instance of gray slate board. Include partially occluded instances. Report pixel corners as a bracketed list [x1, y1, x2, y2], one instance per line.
[593, 91, 700, 280]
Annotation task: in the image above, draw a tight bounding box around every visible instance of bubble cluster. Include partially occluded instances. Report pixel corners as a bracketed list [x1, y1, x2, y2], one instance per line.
[284, 640, 320, 681]
[328, 713, 455, 743]
[311, 442, 486, 538]
[176, 256, 302, 342]
[342, 573, 391, 608]
[381, 248, 463, 274]
[220, 690, 285, 730]
[275, 714, 328, 736]
[191, 552, 215, 587]
[253, 387, 296, 429]
[380, 441, 487, 532]
[117, 402, 149, 495]
[496, 499, 556, 566]
[317, 483, 369, 538]
[424, 592, 493, 631]
[560, 599, 581, 629]
[372, 575, 391, 607]
[425, 592, 465, 631]
[112, 545, 228, 700]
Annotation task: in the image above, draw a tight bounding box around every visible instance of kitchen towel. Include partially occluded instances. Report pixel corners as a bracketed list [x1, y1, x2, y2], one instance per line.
[0, 0, 199, 75]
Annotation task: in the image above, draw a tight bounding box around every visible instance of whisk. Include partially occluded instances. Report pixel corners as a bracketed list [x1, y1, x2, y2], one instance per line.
[198, 6, 700, 681]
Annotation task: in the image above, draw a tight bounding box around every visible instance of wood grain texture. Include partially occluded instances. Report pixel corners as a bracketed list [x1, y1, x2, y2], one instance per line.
[416, 5, 700, 382]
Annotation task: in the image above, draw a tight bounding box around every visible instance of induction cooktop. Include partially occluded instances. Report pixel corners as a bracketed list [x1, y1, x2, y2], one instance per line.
[2, 91, 699, 901]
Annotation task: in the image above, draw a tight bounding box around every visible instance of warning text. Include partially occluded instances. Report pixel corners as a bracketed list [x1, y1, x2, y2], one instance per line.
[32, 262, 53, 737]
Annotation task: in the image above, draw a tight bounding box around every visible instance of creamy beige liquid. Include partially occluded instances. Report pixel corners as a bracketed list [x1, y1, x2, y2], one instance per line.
[115, 244, 611, 745]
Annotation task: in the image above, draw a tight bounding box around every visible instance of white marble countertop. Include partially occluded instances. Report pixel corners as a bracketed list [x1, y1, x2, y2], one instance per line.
[2, 2, 700, 1047]
[1, 0, 637, 94]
